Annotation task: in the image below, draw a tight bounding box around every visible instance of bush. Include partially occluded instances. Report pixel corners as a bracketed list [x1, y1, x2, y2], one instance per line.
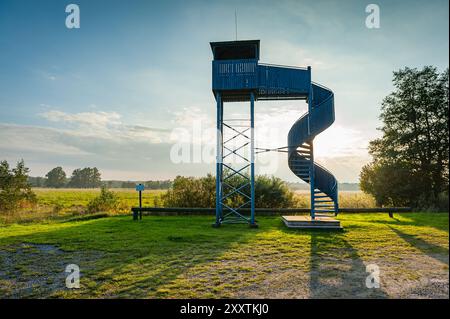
[162, 174, 215, 208]
[0, 159, 36, 213]
[87, 187, 120, 214]
[255, 175, 296, 208]
[161, 173, 296, 208]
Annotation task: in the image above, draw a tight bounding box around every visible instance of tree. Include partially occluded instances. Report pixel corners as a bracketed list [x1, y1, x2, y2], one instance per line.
[45, 167, 67, 188]
[68, 167, 102, 188]
[0, 159, 36, 212]
[360, 66, 449, 208]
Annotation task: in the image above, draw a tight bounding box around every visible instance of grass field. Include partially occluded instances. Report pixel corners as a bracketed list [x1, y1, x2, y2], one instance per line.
[0, 188, 165, 224]
[0, 188, 376, 224]
[32, 188, 164, 208]
[0, 213, 448, 298]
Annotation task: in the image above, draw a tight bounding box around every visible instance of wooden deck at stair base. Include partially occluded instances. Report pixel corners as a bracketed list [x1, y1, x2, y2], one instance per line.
[282, 215, 342, 230]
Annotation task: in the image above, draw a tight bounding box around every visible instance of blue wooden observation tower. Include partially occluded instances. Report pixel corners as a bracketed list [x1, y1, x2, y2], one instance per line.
[211, 40, 338, 228]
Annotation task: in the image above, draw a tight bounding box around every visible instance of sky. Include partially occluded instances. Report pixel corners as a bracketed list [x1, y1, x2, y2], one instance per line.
[0, 0, 448, 182]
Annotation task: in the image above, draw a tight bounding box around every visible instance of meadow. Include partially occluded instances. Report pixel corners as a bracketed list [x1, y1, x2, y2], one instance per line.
[0, 213, 448, 298]
[1, 188, 446, 298]
[0, 188, 376, 224]
[0, 188, 164, 224]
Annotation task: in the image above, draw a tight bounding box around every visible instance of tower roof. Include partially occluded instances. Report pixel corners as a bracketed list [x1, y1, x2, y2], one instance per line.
[210, 40, 260, 60]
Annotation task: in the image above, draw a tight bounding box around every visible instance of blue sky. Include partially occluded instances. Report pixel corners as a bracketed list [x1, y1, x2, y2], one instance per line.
[0, 0, 448, 182]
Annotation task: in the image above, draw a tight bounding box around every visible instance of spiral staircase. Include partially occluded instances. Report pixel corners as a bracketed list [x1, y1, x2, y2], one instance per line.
[287, 83, 339, 218]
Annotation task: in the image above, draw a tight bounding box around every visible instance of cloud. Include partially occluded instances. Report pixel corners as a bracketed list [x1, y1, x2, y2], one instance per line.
[41, 110, 121, 126]
[39, 109, 170, 143]
[263, 40, 333, 70]
[0, 122, 214, 179]
[0, 123, 89, 155]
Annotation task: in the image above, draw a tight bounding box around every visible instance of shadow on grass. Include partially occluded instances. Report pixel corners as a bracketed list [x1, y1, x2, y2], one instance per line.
[388, 226, 449, 265]
[371, 213, 449, 233]
[0, 216, 261, 298]
[308, 230, 388, 298]
[279, 225, 388, 298]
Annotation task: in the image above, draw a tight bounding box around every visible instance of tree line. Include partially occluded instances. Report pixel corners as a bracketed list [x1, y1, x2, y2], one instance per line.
[32, 166, 103, 188]
[27, 167, 173, 189]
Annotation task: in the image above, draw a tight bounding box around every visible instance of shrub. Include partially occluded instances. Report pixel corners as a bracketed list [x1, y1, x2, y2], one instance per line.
[255, 175, 296, 208]
[86, 187, 120, 214]
[162, 174, 215, 208]
[0, 159, 36, 213]
[161, 173, 296, 208]
[52, 203, 64, 216]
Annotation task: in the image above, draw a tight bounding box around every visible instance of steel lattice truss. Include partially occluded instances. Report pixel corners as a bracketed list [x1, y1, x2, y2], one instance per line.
[219, 120, 252, 224]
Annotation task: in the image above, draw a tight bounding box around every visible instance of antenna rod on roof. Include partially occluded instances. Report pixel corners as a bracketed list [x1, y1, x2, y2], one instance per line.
[235, 9, 238, 40]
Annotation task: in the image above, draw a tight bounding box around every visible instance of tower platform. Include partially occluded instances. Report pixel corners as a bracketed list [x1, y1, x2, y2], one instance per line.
[282, 215, 342, 230]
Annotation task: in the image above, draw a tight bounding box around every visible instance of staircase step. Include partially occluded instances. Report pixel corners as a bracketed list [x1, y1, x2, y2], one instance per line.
[313, 214, 335, 218]
[315, 204, 335, 208]
[282, 216, 341, 230]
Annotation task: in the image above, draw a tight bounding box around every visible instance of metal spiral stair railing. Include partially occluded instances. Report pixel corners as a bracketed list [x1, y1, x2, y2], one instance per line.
[287, 82, 339, 218]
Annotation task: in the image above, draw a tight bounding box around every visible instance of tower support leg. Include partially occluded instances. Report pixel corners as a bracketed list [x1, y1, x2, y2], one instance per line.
[309, 142, 315, 220]
[214, 92, 222, 227]
[250, 92, 257, 227]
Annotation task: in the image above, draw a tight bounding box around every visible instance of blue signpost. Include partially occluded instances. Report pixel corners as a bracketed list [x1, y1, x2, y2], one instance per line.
[134, 183, 145, 220]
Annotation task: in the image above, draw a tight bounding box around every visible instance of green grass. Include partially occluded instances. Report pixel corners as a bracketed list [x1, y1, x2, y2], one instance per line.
[33, 188, 164, 208]
[0, 188, 165, 224]
[0, 213, 448, 298]
[1, 188, 377, 225]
